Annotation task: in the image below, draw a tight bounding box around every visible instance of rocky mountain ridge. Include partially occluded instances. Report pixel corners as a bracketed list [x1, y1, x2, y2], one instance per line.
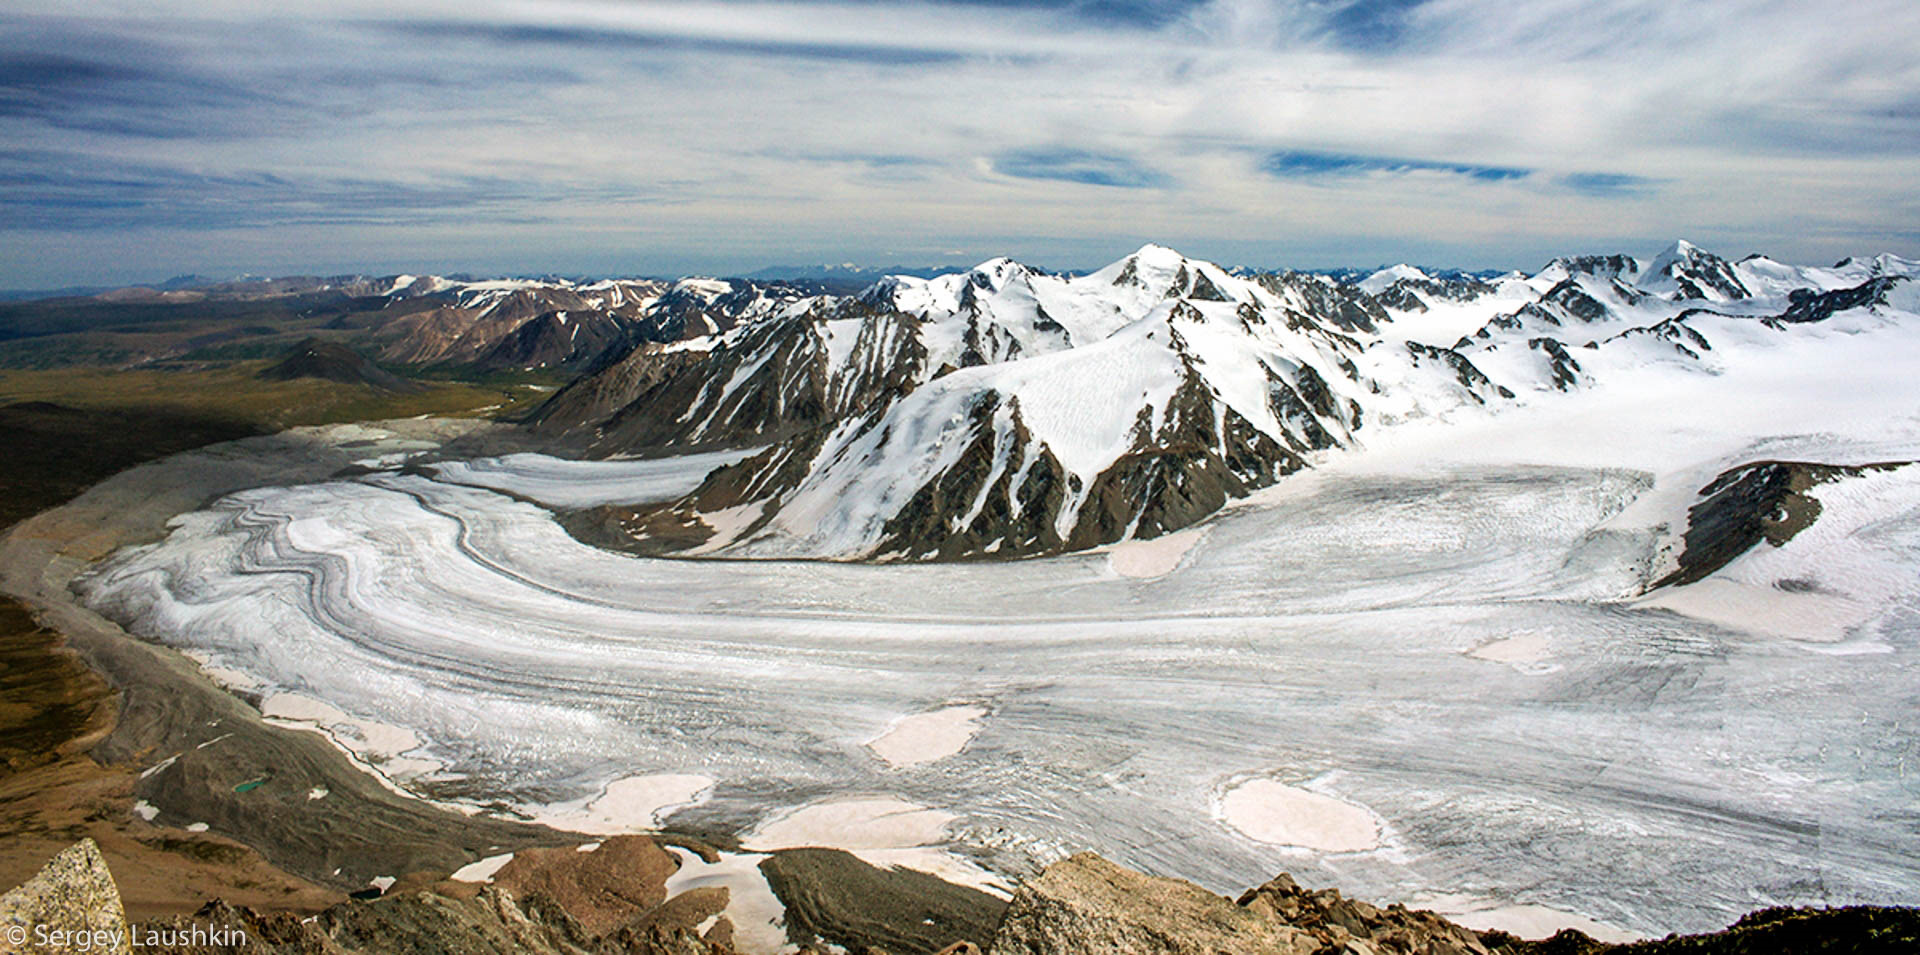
[528, 241, 1919, 562]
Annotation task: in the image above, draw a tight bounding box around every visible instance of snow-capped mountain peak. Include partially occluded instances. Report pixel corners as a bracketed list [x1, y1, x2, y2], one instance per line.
[1358, 264, 1430, 296]
[1636, 238, 1749, 301]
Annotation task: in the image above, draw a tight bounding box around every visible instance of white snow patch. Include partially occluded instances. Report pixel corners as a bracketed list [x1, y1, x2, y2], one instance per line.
[534, 774, 714, 834]
[1216, 777, 1381, 853]
[449, 851, 517, 884]
[662, 848, 788, 955]
[1467, 633, 1556, 672]
[866, 705, 987, 768]
[747, 796, 955, 851]
[1107, 528, 1205, 578]
[1419, 894, 1642, 944]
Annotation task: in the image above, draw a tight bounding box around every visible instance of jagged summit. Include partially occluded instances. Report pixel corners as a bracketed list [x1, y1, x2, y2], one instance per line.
[1636, 238, 1750, 301]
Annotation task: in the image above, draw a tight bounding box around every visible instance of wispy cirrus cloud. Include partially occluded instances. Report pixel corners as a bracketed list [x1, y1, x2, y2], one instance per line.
[1559, 172, 1659, 197]
[1263, 149, 1530, 182]
[0, 149, 663, 231]
[0, 0, 1916, 286]
[995, 148, 1170, 188]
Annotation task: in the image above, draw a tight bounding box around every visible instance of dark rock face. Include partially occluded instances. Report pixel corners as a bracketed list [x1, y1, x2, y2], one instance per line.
[1529, 338, 1583, 390]
[1549, 254, 1640, 280]
[868, 394, 1072, 560]
[1649, 460, 1910, 590]
[1611, 317, 1711, 358]
[1064, 382, 1302, 552]
[1376, 276, 1497, 313]
[1778, 277, 1904, 324]
[1642, 245, 1750, 301]
[258, 339, 423, 393]
[1406, 342, 1514, 401]
[758, 848, 1006, 955]
[528, 308, 923, 453]
[1542, 280, 1610, 323]
[1257, 271, 1387, 333]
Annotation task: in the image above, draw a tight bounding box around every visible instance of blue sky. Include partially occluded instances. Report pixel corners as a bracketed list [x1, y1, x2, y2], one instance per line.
[2, 0, 1918, 286]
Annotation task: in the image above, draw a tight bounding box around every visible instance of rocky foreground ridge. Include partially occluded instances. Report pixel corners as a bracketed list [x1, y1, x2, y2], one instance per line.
[4, 838, 1914, 955]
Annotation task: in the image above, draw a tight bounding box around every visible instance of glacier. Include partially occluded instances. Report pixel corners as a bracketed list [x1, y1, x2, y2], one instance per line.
[71, 243, 1920, 938]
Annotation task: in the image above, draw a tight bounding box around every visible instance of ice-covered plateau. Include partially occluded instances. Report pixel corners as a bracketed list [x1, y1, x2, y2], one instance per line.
[74, 242, 1920, 941]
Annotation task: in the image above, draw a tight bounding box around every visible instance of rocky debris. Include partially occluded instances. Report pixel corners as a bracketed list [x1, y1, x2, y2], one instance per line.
[489, 835, 679, 937]
[758, 848, 1007, 955]
[7, 837, 735, 955]
[1236, 872, 1491, 955]
[986, 854, 1920, 955]
[986, 852, 1311, 954]
[986, 853, 1492, 955]
[1648, 460, 1911, 590]
[258, 338, 424, 393]
[8, 838, 1918, 955]
[0, 839, 131, 955]
[1483, 905, 1920, 954]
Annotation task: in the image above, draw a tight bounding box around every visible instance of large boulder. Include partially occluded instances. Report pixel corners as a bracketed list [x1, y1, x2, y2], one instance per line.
[0, 839, 131, 955]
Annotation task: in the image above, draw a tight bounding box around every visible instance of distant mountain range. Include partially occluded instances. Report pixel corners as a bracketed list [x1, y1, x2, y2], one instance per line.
[742, 263, 962, 285]
[517, 241, 1919, 561]
[10, 242, 1916, 564]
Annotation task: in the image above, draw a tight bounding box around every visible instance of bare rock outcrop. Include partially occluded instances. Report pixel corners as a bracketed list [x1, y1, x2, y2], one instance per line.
[987, 853, 1491, 955]
[0, 839, 130, 955]
[985, 852, 1313, 955]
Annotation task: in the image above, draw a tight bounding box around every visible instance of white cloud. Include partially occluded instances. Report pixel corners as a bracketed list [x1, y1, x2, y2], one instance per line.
[2, 0, 1917, 285]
